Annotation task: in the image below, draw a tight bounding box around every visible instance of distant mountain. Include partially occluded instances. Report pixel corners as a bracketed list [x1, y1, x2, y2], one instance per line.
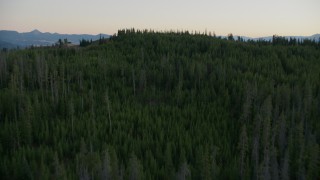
[310, 34, 320, 41]
[0, 29, 110, 49]
[0, 40, 17, 49]
[235, 34, 320, 42]
[217, 34, 320, 42]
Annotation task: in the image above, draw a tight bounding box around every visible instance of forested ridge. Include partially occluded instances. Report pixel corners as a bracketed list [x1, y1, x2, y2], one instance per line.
[0, 29, 319, 179]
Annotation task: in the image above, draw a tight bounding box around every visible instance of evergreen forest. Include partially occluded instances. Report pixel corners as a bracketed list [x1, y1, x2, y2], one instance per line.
[0, 29, 320, 179]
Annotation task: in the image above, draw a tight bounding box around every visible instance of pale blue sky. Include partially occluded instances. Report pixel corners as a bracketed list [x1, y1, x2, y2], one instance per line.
[0, 0, 319, 37]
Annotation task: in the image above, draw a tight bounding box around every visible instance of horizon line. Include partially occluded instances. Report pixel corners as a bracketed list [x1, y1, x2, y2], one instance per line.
[1, 28, 319, 39]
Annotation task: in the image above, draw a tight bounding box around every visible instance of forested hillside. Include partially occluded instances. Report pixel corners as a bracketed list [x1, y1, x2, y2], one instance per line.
[0, 29, 319, 179]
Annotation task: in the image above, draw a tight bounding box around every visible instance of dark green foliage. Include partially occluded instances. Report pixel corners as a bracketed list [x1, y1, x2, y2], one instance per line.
[80, 39, 92, 47]
[0, 29, 320, 179]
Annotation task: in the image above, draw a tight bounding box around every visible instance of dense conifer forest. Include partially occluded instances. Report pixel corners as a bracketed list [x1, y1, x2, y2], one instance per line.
[0, 29, 319, 179]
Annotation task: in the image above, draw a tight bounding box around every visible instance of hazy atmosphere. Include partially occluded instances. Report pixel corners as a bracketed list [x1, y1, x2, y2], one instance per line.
[1, 0, 319, 37]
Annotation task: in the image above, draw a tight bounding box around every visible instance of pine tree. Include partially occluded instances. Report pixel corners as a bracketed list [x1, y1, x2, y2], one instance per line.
[296, 121, 306, 179]
[176, 161, 190, 180]
[306, 140, 319, 180]
[20, 97, 33, 146]
[200, 148, 211, 180]
[53, 152, 66, 180]
[241, 83, 253, 123]
[278, 112, 287, 156]
[280, 149, 289, 180]
[164, 143, 175, 178]
[211, 146, 220, 179]
[270, 145, 279, 180]
[77, 138, 89, 180]
[132, 67, 136, 96]
[69, 99, 75, 136]
[252, 114, 261, 180]
[127, 153, 143, 180]
[101, 149, 111, 180]
[238, 124, 248, 179]
[105, 90, 112, 134]
[109, 147, 120, 180]
[260, 96, 272, 180]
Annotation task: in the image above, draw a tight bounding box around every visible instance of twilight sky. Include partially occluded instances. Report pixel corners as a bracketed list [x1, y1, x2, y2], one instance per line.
[0, 0, 319, 37]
